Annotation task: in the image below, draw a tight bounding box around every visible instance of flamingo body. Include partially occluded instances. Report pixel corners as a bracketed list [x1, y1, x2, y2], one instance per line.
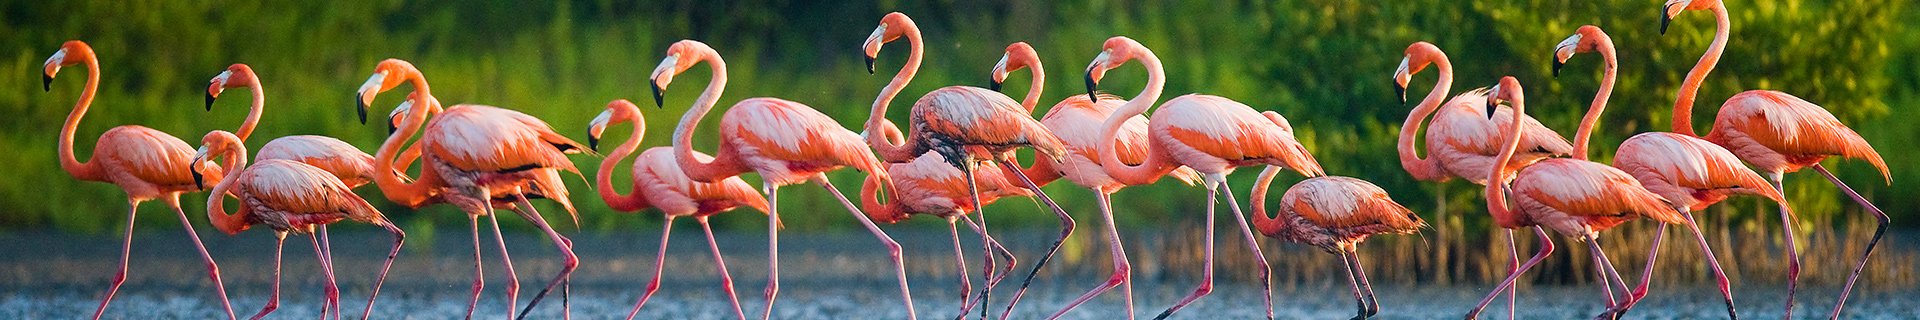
[1703, 90, 1888, 179]
[1506, 159, 1684, 237]
[219, 160, 381, 233]
[1037, 93, 1199, 190]
[632, 148, 768, 216]
[256, 136, 377, 188]
[1146, 94, 1321, 176]
[1426, 89, 1573, 184]
[1614, 132, 1779, 211]
[91, 126, 224, 197]
[1256, 176, 1424, 252]
[706, 98, 880, 185]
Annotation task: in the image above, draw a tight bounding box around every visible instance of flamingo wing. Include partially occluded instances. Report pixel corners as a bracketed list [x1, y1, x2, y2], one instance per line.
[96, 126, 210, 189]
[914, 86, 1065, 157]
[635, 148, 768, 215]
[721, 98, 885, 177]
[421, 105, 585, 175]
[1428, 88, 1573, 162]
[1711, 90, 1887, 180]
[237, 160, 379, 224]
[1614, 132, 1781, 207]
[1153, 94, 1321, 175]
[1280, 176, 1425, 232]
[257, 135, 377, 186]
[1513, 160, 1683, 227]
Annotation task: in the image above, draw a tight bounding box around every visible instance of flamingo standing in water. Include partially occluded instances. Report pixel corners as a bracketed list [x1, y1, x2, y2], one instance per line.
[190, 130, 405, 320]
[1662, 1, 1890, 316]
[206, 63, 384, 189]
[585, 99, 767, 320]
[1084, 36, 1325, 320]
[988, 42, 1201, 319]
[1551, 25, 1762, 318]
[859, 151, 1026, 318]
[1391, 41, 1573, 319]
[355, 59, 589, 319]
[860, 13, 1075, 315]
[42, 40, 237, 320]
[1250, 171, 1425, 320]
[647, 39, 912, 320]
[1463, 76, 1689, 319]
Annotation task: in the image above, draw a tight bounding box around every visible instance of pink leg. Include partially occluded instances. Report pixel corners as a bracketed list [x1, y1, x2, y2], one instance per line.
[511, 191, 578, 320]
[464, 215, 486, 319]
[1467, 227, 1554, 319]
[1813, 164, 1888, 319]
[319, 226, 342, 320]
[959, 214, 1017, 318]
[758, 182, 780, 320]
[1047, 191, 1135, 320]
[1151, 180, 1222, 320]
[310, 232, 339, 320]
[1338, 250, 1367, 319]
[1346, 250, 1380, 318]
[1219, 181, 1275, 320]
[1586, 240, 1617, 308]
[91, 200, 140, 320]
[1766, 172, 1800, 318]
[1676, 214, 1737, 319]
[947, 219, 974, 319]
[699, 217, 749, 320]
[251, 233, 287, 320]
[625, 216, 675, 320]
[1504, 229, 1519, 320]
[361, 220, 405, 320]
[958, 161, 992, 320]
[817, 176, 917, 320]
[486, 207, 521, 319]
[996, 159, 1078, 320]
[168, 200, 238, 320]
[1590, 234, 1640, 320]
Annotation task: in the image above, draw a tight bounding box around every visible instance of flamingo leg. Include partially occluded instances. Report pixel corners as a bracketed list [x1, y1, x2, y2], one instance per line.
[1596, 229, 1655, 320]
[758, 182, 781, 320]
[997, 159, 1078, 320]
[91, 200, 140, 320]
[1467, 227, 1554, 319]
[318, 225, 341, 320]
[1676, 213, 1736, 319]
[310, 231, 339, 320]
[464, 215, 486, 320]
[1587, 240, 1617, 309]
[1504, 229, 1519, 320]
[485, 205, 521, 320]
[625, 216, 675, 320]
[947, 219, 974, 319]
[817, 175, 917, 320]
[362, 220, 405, 320]
[1338, 250, 1367, 320]
[1151, 178, 1222, 320]
[1047, 191, 1135, 320]
[168, 199, 239, 320]
[956, 160, 992, 320]
[512, 190, 579, 320]
[700, 217, 749, 320]
[1765, 171, 1800, 318]
[959, 214, 1017, 319]
[1346, 250, 1380, 318]
[251, 233, 287, 320]
[1219, 180, 1275, 320]
[1813, 164, 1888, 319]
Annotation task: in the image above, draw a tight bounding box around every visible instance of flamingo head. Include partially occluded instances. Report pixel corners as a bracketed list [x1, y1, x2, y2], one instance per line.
[42, 41, 92, 92]
[358, 59, 421, 124]
[990, 42, 1038, 92]
[588, 99, 641, 151]
[1484, 76, 1524, 119]
[650, 40, 712, 108]
[862, 12, 915, 75]
[384, 92, 420, 134]
[190, 130, 244, 190]
[1084, 36, 1144, 102]
[1394, 41, 1442, 105]
[1552, 25, 1611, 77]
[1662, 0, 1717, 35]
[206, 63, 257, 110]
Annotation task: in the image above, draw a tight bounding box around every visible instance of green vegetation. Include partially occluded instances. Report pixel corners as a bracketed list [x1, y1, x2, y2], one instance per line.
[3, 0, 1911, 246]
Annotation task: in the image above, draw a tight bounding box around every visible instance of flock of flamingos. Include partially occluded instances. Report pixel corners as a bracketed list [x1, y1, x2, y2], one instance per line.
[38, 3, 1893, 320]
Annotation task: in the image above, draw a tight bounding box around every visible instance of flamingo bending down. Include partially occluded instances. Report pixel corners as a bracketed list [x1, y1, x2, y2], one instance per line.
[43, 40, 237, 320]
[191, 130, 405, 320]
[586, 99, 767, 320]
[859, 151, 1028, 318]
[988, 42, 1202, 320]
[1085, 36, 1325, 320]
[1463, 76, 1689, 319]
[1551, 25, 1761, 318]
[648, 39, 912, 320]
[355, 59, 589, 319]
[1250, 170, 1425, 319]
[861, 14, 1075, 317]
[1663, 1, 1890, 316]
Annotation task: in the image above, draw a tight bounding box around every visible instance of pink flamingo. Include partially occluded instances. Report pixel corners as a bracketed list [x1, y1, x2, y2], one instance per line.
[585, 99, 768, 320]
[190, 130, 405, 320]
[43, 40, 237, 320]
[1250, 171, 1426, 320]
[988, 42, 1202, 320]
[1662, 1, 1890, 316]
[355, 59, 589, 319]
[206, 63, 383, 188]
[648, 39, 913, 320]
[1463, 76, 1690, 319]
[1392, 41, 1574, 319]
[1551, 25, 1766, 318]
[861, 14, 1075, 315]
[859, 151, 1027, 318]
[1084, 36, 1325, 320]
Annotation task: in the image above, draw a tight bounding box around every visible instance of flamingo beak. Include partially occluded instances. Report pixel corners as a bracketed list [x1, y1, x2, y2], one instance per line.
[356, 93, 370, 124]
[43, 75, 53, 92]
[388, 118, 398, 135]
[865, 55, 877, 74]
[1660, 5, 1675, 35]
[1393, 82, 1406, 105]
[588, 130, 600, 151]
[191, 164, 205, 190]
[1485, 99, 1499, 120]
[205, 92, 217, 110]
[1551, 59, 1565, 77]
[989, 77, 1003, 92]
[651, 81, 666, 108]
[1084, 72, 1099, 102]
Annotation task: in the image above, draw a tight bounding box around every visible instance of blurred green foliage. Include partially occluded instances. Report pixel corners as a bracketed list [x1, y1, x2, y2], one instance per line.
[2, 0, 1912, 238]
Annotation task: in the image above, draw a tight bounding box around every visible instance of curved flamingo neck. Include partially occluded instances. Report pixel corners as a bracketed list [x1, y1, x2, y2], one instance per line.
[1397, 52, 1452, 180]
[1097, 47, 1174, 186]
[1487, 89, 1527, 228]
[372, 71, 434, 207]
[236, 75, 265, 142]
[671, 49, 737, 182]
[866, 27, 924, 162]
[596, 118, 651, 212]
[58, 55, 103, 181]
[1574, 41, 1618, 160]
[206, 140, 250, 235]
[1673, 5, 1729, 137]
[1249, 166, 1287, 237]
[1018, 57, 1045, 113]
[859, 172, 907, 223]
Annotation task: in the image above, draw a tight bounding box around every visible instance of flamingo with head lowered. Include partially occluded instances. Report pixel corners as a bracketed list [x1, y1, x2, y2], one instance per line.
[859, 151, 1026, 318]
[1250, 171, 1425, 320]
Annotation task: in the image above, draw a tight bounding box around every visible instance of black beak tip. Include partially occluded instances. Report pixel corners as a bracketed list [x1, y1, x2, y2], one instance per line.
[1083, 73, 1099, 102]
[355, 95, 369, 125]
[1660, 6, 1674, 35]
[1551, 60, 1565, 77]
[43, 75, 53, 91]
[387, 120, 398, 135]
[1393, 83, 1407, 105]
[205, 93, 216, 110]
[650, 82, 666, 108]
[191, 170, 204, 190]
[989, 79, 1003, 92]
[865, 56, 877, 74]
[1485, 103, 1499, 119]
[588, 136, 600, 152]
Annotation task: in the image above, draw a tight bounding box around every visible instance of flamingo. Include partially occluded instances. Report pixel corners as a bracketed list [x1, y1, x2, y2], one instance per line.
[1463, 76, 1689, 319]
[585, 99, 767, 320]
[1551, 25, 1763, 318]
[987, 42, 1202, 320]
[1662, 1, 1891, 316]
[1084, 36, 1325, 320]
[1392, 41, 1574, 319]
[647, 39, 913, 320]
[858, 151, 1027, 318]
[206, 63, 383, 188]
[42, 40, 238, 320]
[190, 130, 406, 320]
[1250, 171, 1426, 320]
[355, 59, 589, 319]
[860, 14, 1075, 315]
